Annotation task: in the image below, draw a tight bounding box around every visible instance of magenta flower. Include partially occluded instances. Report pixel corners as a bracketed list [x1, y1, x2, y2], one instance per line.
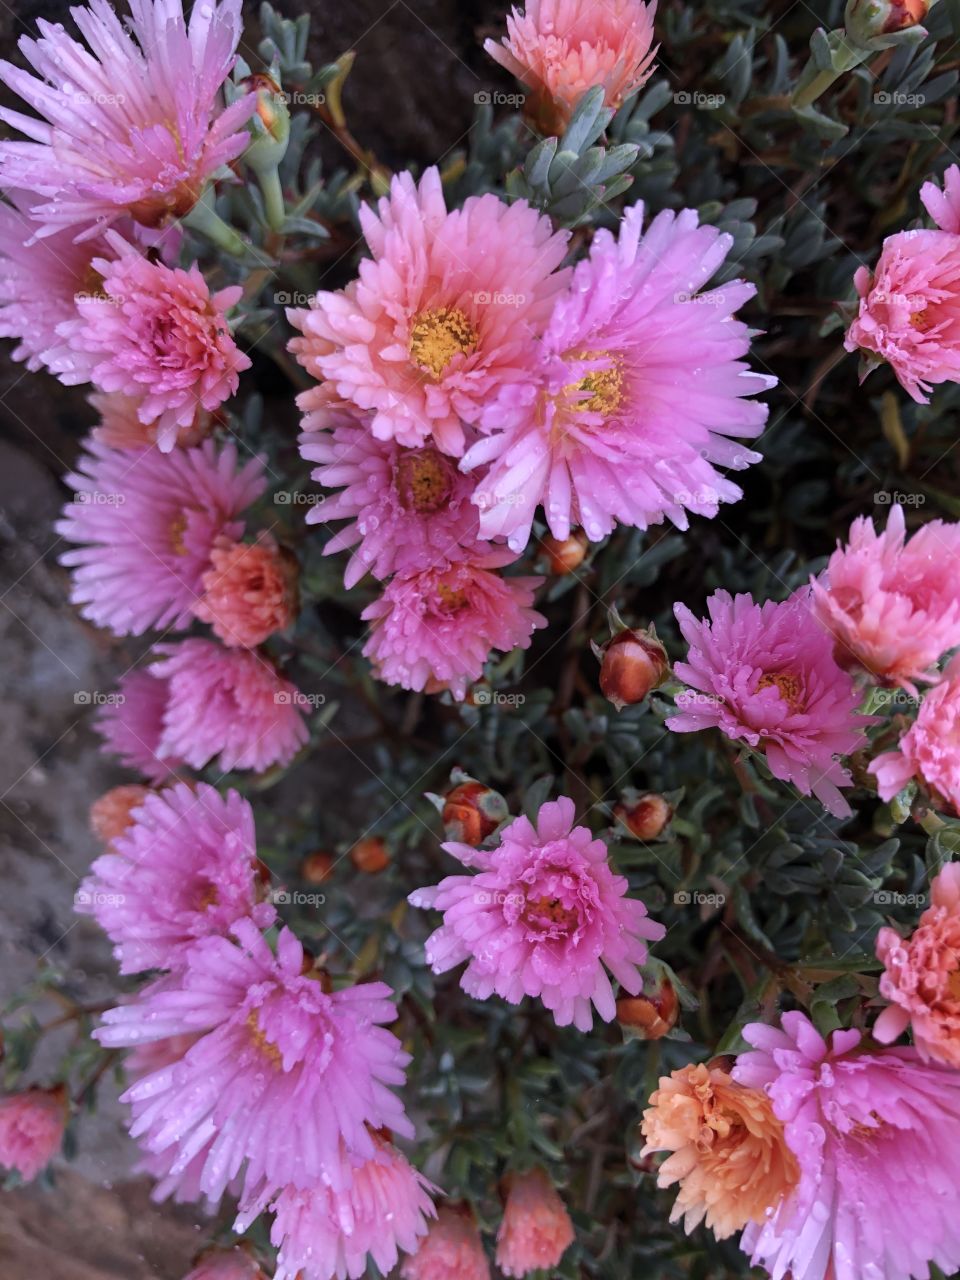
[55, 235, 251, 451]
[76, 782, 275, 975]
[0, 0, 255, 239]
[811, 504, 960, 693]
[733, 1011, 960, 1280]
[362, 545, 545, 700]
[0, 1087, 67, 1182]
[96, 920, 413, 1205]
[409, 796, 665, 1031]
[298, 415, 480, 588]
[667, 590, 870, 818]
[94, 669, 182, 783]
[921, 163, 960, 232]
[845, 228, 960, 403]
[289, 167, 569, 457]
[464, 204, 771, 551]
[56, 437, 265, 636]
[237, 1137, 436, 1280]
[870, 659, 960, 813]
[149, 640, 309, 774]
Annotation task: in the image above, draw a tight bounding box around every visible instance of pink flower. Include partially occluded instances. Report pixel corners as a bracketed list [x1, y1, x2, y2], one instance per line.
[90, 391, 211, 451]
[362, 546, 545, 700]
[870, 661, 960, 812]
[182, 1250, 264, 1280]
[0, 1087, 67, 1182]
[194, 533, 299, 647]
[921, 163, 960, 232]
[56, 437, 266, 635]
[298, 416, 480, 588]
[733, 1011, 960, 1280]
[401, 1205, 491, 1280]
[237, 1138, 436, 1280]
[464, 204, 771, 552]
[55, 235, 251, 451]
[288, 167, 569, 457]
[495, 1167, 575, 1278]
[812, 504, 960, 692]
[667, 589, 870, 818]
[94, 669, 183, 783]
[844, 228, 960, 403]
[149, 640, 309, 774]
[409, 796, 665, 1031]
[96, 920, 414, 1205]
[874, 862, 960, 1067]
[76, 782, 275, 974]
[485, 0, 658, 134]
[0, 0, 255, 239]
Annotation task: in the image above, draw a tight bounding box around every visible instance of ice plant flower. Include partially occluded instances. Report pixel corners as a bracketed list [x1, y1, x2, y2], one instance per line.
[870, 661, 960, 812]
[55, 235, 251, 451]
[194, 532, 299, 647]
[844, 227, 960, 403]
[873, 862, 960, 1066]
[812, 504, 960, 692]
[464, 204, 771, 551]
[495, 1167, 575, 1278]
[237, 1137, 436, 1280]
[640, 1061, 799, 1239]
[56, 437, 266, 635]
[0, 1087, 67, 1182]
[401, 1205, 492, 1280]
[0, 0, 255, 239]
[667, 589, 870, 818]
[362, 545, 545, 700]
[89, 391, 211, 451]
[733, 1011, 960, 1280]
[149, 640, 309, 774]
[921, 162, 960, 233]
[94, 669, 182, 783]
[288, 167, 569, 457]
[89, 783, 150, 845]
[484, 0, 658, 135]
[409, 796, 665, 1030]
[76, 783, 275, 975]
[96, 920, 413, 1204]
[298, 416, 480, 587]
[182, 1249, 265, 1280]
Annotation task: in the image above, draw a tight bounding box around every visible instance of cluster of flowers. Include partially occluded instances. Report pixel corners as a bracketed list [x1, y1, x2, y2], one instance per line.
[642, 862, 960, 1280]
[668, 503, 960, 819]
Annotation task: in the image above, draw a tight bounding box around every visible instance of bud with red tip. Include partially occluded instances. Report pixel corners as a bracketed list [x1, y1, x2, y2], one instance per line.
[350, 836, 390, 874]
[300, 850, 335, 884]
[541, 530, 589, 576]
[845, 0, 930, 45]
[595, 621, 669, 711]
[614, 792, 673, 842]
[440, 769, 509, 845]
[616, 977, 680, 1040]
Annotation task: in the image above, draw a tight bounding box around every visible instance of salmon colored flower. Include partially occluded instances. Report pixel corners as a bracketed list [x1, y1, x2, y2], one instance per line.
[495, 1167, 574, 1278]
[89, 784, 151, 845]
[401, 1205, 491, 1280]
[870, 661, 960, 812]
[0, 1087, 67, 1182]
[195, 533, 299, 648]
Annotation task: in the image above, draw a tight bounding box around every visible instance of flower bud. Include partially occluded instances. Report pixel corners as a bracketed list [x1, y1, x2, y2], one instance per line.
[616, 978, 680, 1040]
[89, 784, 150, 845]
[300, 850, 335, 884]
[350, 836, 390, 874]
[598, 626, 669, 711]
[240, 73, 291, 171]
[614, 792, 672, 841]
[541, 530, 589, 575]
[442, 774, 509, 845]
[845, 0, 929, 44]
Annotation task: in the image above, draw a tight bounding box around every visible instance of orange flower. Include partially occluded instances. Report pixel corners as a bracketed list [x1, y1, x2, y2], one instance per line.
[495, 1167, 574, 1277]
[640, 1061, 798, 1239]
[89, 784, 150, 845]
[195, 533, 298, 648]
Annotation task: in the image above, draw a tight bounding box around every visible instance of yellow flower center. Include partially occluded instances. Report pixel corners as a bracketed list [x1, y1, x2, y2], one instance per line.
[169, 512, 188, 556]
[409, 307, 478, 379]
[246, 1011, 282, 1067]
[525, 895, 578, 930]
[436, 582, 470, 613]
[756, 671, 803, 711]
[911, 308, 935, 332]
[565, 350, 624, 416]
[395, 448, 455, 513]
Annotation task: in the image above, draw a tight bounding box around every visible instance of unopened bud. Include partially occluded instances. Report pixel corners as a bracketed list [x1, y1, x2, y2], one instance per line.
[616, 979, 680, 1040]
[241, 72, 291, 169]
[350, 837, 390, 874]
[541, 530, 589, 575]
[845, 0, 930, 44]
[442, 774, 508, 845]
[89, 784, 150, 845]
[301, 850, 335, 885]
[597, 626, 669, 711]
[614, 793, 672, 841]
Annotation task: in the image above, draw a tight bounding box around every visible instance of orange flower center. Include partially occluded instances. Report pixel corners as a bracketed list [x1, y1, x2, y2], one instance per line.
[911, 308, 935, 332]
[436, 582, 470, 613]
[245, 1012, 282, 1067]
[525, 895, 578, 930]
[169, 512, 189, 556]
[756, 671, 803, 711]
[395, 448, 455, 513]
[409, 307, 478, 379]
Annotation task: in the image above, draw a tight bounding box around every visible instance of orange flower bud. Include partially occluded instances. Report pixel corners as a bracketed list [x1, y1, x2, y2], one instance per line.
[300, 850, 335, 884]
[598, 626, 669, 711]
[845, 0, 928, 42]
[442, 775, 509, 845]
[614, 792, 672, 841]
[541, 530, 589, 575]
[350, 837, 390, 874]
[616, 978, 680, 1040]
[89, 784, 150, 844]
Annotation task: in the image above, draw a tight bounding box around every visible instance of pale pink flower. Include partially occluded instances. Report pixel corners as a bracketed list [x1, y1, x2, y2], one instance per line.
[96, 920, 413, 1205]
[409, 796, 665, 1031]
[90, 391, 211, 451]
[401, 1205, 492, 1280]
[870, 660, 960, 813]
[464, 204, 771, 551]
[298, 415, 480, 588]
[76, 782, 275, 974]
[94, 669, 183, 783]
[921, 163, 960, 232]
[495, 1167, 574, 1278]
[288, 167, 569, 457]
[733, 1011, 960, 1280]
[237, 1138, 436, 1280]
[56, 437, 266, 635]
[0, 0, 255, 239]
[362, 546, 545, 700]
[0, 1087, 67, 1182]
[812, 503, 960, 692]
[194, 533, 299, 648]
[55, 235, 250, 451]
[149, 640, 309, 774]
[485, 0, 658, 134]
[667, 589, 871, 818]
[874, 862, 960, 1067]
[182, 1250, 264, 1280]
[844, 227, 960, 403]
